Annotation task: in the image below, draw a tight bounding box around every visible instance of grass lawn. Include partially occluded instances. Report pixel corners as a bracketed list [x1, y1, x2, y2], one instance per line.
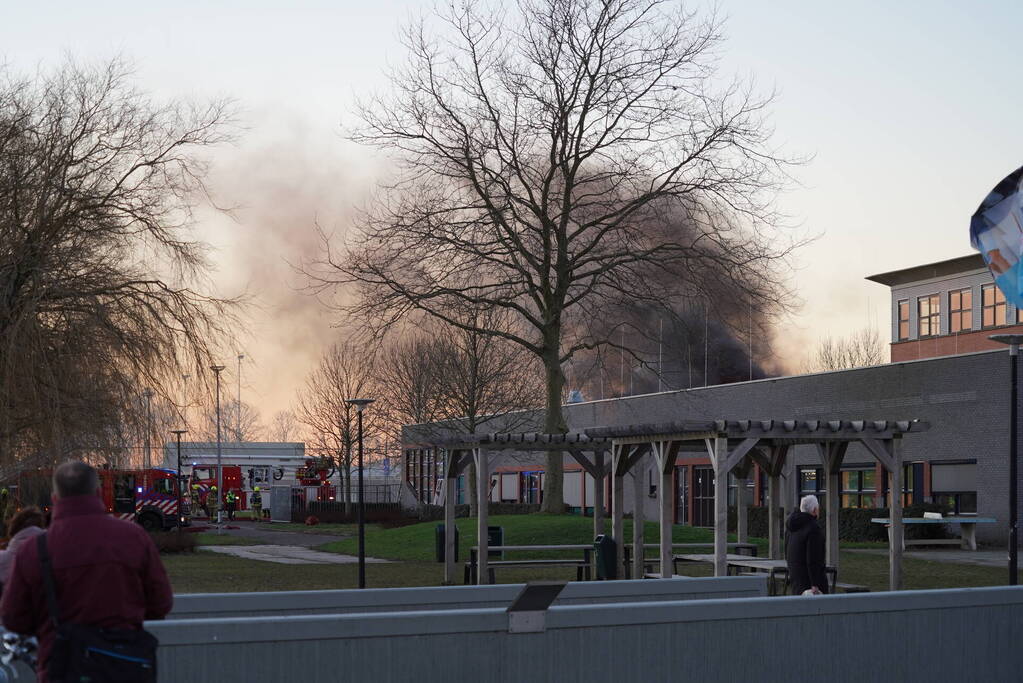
[160, 514, 1022, 594]
[194, 532, 261, 546]
[260, 522, 359, 536]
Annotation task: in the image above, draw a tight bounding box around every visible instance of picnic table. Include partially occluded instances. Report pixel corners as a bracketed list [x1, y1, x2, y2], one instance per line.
[465, 545, 593, 584]
[676, 554, 841, 595]
[622, 543, 758, 578]
[870, 517, 997, 551]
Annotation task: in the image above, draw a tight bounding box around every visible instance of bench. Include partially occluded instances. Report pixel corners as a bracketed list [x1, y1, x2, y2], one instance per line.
[835, 582, 870, 593]
[465, 558, 591, 584]
[464, 545, 593, 584]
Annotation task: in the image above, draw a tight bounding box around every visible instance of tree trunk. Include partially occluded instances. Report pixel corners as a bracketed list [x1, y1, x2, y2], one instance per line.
[540, 346, 566, 513]
[467, 459, 479, 517]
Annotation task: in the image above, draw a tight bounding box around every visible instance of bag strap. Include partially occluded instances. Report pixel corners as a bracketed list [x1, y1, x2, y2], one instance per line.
[36, 533, 61, 628]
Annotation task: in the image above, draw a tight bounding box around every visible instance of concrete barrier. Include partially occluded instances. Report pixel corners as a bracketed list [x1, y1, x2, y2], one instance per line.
[150, 585, 1023, 682]
[168, 575, 767, 619]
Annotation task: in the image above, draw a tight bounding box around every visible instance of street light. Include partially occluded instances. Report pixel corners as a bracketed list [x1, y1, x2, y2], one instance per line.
[346, 398, 375, 589]
[237, 353, 245, 442]
[211, 364, 226, 527]
[171, 429, 187, 527]
[991, 333, 1023, 585]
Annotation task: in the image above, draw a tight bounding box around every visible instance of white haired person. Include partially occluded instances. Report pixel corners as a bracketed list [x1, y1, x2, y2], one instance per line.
[786, 495, 828, 595]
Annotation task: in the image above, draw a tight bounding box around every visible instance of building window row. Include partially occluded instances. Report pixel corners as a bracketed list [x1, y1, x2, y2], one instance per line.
[898, 285, 1010, 342]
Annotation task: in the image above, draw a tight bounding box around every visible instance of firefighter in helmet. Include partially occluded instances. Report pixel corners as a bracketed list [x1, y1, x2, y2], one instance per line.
[225, 489, 238, 522]
[0, 487, 9, 525]
[250, 487, 262, 523]
[190, 485, 202, 518]
[207, 485, 220, 522]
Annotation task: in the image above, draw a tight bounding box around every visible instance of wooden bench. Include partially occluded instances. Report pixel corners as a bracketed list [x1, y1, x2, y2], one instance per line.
[464, 545, 593, 584]
[834, 582, 870, 593]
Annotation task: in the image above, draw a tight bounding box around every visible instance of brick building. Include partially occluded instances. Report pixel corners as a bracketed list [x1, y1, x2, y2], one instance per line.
[867, 254, 1023, 361]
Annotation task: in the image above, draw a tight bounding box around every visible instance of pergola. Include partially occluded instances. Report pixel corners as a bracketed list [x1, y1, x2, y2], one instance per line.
[428, 418, 930, 591]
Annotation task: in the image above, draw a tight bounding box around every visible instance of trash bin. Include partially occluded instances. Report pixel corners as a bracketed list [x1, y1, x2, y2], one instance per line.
[435, 524, 459, 563]
[594, 534, 617, 580]
[487, 526, 504, 559]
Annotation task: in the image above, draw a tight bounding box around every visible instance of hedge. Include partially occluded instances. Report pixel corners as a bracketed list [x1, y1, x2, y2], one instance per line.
[727, 502, 952, 542]
[415, 503, 544, 521]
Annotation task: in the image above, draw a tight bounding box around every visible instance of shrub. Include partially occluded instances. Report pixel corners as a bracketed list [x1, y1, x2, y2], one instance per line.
[149, 531, 197, 554]
[728, 501, 953, 542]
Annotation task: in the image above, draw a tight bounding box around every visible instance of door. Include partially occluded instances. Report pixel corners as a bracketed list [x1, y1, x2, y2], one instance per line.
[692, 466, 715, 527]
[113, 474, 136, 515]
[675, 465, 689, 524]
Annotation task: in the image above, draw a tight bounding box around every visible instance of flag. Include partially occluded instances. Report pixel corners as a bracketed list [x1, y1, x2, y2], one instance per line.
[971, 165, 1023, 308]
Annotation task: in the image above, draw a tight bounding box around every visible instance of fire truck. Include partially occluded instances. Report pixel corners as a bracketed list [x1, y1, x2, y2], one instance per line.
[184, 455, 337, 512]
[14, 467, 189, 531]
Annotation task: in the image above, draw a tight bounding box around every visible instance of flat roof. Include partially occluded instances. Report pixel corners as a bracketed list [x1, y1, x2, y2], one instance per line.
[865, 254, 984, 287]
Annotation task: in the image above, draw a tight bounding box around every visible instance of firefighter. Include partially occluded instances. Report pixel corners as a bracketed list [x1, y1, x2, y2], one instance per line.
[225, 489, 237, 522]
[250, 487, 262, 522]
[207, 485, 220, 523]
[0, 488, 9, 526]
[190, 485, 202, 518]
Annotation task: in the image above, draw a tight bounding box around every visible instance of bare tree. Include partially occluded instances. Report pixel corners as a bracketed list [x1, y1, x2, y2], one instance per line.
[803, 328, 886, 373]
[297, 341, 379, 514]
[0, 58, 239, 467]
[268, 410, 300, 442]
[306, 0, 793, 511]
[195, 400, 264, 443]
[433, 310, 543, 514]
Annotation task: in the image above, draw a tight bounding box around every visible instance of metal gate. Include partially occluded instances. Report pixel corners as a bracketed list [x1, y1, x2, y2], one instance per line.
[269, 485, 290, 522]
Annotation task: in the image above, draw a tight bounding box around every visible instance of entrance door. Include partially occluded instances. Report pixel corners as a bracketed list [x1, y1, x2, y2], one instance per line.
[675, 465, 689, 524]
[692, 466, 715, 527]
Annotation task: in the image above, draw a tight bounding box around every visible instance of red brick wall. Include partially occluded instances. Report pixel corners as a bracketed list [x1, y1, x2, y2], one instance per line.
[891, 325, 1023, 361]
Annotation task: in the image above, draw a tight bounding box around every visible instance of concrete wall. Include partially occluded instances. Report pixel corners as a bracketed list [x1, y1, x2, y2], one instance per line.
[151, 586, 1023, 682]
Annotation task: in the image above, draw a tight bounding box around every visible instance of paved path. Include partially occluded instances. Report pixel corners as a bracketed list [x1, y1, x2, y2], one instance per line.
[200, 522, 347, 548]
[201, 544, 389, 565]
[848, 548, 1008, 568]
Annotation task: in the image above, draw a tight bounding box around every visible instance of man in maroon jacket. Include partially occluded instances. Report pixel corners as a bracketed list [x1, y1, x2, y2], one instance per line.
[0, 461, 173, 680]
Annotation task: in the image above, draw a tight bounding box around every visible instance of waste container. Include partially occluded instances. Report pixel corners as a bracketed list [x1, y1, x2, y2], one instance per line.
[435, 524, 459, 563]
[487, 526, 504, 559]
[594, 535, 617, 580]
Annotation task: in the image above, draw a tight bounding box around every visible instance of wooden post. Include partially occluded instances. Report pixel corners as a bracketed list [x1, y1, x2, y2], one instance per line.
[612, 444, 626, 579]
[890, 438, 903, 591]
[631, 457, 646, 580]
[657, 442, 675, 579]
[712, 436, 728, 577]
[475, 447, 489, 585]
[736, 470, 749, 545]
[443, 449, 458, 585]
[820, 444, 845, 571]
[593, 450, 605, 541]
[768, 472, 781, 560]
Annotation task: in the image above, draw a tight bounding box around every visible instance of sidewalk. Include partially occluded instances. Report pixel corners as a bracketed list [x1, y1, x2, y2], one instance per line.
[847, 547, 1008, 568]
[201, 544, 390, 565]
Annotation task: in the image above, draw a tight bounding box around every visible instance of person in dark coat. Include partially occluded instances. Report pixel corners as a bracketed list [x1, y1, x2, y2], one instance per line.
[786, 494, 828, 595]
[0, 462, 173, 681]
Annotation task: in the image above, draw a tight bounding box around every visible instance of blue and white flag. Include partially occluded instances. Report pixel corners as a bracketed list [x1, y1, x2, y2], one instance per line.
[971, 165, 1023, 308]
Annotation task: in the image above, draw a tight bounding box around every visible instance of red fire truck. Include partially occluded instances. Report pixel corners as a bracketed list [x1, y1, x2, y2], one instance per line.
[14, 467, 189, 531]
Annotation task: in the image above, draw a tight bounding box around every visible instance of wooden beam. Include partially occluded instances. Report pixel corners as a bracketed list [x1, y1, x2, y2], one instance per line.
[650, 440, 680, 579]
[474, 447, 489, 585]
[723, 437, 761, 473]
[611, 444, 627, 578]
[889, 438, 903, 591]
[592, 450, 606, 542]
[713, 436, 728, 577]
[443, 449, 459, 585]
[861, 437, 896, 471]
[817, 442, 848, 570]
[632, 458, 646, 580]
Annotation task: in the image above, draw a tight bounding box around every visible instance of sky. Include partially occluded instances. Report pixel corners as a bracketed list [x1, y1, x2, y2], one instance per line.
[3, 0, 1022, 423]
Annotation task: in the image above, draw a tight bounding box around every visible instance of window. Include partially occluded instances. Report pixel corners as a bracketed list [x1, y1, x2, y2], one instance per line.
[840, 467, 876, 508]
[917, 294, 939, 337]
[881, 462, 923, 507]
[798, 467, 825, 508]
[982, 284, 1007, 328]
[152, 478, 173, 496]
[931, 461, 977, 515]
[897, 300, 910, 341]
[949, 288, 972, 333]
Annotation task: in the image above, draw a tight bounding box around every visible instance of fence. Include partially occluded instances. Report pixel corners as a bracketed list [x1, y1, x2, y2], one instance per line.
[149, 585, 1023, 682]
[167, 576, 767, 620]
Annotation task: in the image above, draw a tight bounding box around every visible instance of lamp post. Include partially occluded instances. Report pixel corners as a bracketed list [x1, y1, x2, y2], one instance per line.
[211, 364, 226, 527]
[171, 429, 187, 527]
[991, 333, 1023, 585]
[346, 398, 375, 589]
[237, 353, 244, 441]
